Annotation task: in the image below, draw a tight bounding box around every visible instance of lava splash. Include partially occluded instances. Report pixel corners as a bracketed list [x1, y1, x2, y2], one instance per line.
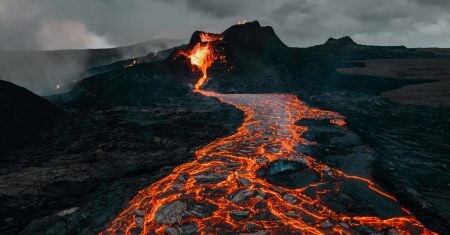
[100, 31, 436, 234]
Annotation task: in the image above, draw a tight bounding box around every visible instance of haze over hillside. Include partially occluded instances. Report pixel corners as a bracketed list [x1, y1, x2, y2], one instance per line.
[0, 38, 183, 95]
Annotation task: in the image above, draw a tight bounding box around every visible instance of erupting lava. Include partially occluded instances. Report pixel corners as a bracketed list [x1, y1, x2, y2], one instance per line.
[199, 32, 223, 43]
[178, 33, 225, 91]
[100, 32, 436, 234]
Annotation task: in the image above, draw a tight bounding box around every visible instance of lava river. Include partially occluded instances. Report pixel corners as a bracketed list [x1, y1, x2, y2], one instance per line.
[100, 33, 436, 235]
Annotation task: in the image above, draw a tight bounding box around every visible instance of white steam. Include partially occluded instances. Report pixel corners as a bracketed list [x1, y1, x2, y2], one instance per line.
[36, 21, 115, 50]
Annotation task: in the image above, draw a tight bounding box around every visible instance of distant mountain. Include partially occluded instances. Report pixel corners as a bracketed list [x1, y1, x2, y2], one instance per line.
[0, 80, 64, 150]
[221, 21, 288, 51]
[324, 36, 358, 47]
[0, 38, 184, 95]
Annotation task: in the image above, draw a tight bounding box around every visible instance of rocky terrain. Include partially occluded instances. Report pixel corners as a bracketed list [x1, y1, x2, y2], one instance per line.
[338, 58, 450, 107]
[0, 93, 242, 234]
[301, 90, 450, 234]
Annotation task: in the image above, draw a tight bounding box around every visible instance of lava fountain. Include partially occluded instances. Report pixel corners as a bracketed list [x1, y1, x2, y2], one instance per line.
[100, 31, 436, 234]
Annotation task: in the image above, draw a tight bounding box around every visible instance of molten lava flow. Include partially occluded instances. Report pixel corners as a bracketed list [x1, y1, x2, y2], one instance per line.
[100, 32, 436, 235]
[177, 33, 224, 91]
[100, 92, 435, 235]
[179, 43, 214, 90]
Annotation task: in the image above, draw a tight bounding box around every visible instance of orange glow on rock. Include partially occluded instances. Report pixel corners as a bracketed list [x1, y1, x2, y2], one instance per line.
[181, 43, 214, 90]
[199, 32, 223, 43]
[177, 33, 224, 91]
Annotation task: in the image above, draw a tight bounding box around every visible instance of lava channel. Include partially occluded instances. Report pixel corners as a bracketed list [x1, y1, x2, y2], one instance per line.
[100, 32, 436, 235]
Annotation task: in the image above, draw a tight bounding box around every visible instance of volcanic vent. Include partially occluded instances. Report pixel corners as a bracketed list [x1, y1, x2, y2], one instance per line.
[169, 21, 288, 91]
[176, 32, 225, 91]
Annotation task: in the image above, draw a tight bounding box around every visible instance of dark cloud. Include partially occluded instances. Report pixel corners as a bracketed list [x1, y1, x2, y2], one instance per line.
[267, 0, 450, 47]
[185, 0, 247, 17]
[183, 0, 274, 18]
[272, 0, 313, 23]
[411, 0, 450, 6]
[0, 0, 449, 50]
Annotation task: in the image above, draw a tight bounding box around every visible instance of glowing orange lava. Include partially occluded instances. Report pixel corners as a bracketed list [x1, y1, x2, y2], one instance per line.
[199, 32, 223, 43]
[100, 32, 436, 235]
[177, 33, 225, 91]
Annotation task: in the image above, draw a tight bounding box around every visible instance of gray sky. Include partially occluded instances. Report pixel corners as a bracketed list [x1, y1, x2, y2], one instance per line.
[1, 0, 450, 50]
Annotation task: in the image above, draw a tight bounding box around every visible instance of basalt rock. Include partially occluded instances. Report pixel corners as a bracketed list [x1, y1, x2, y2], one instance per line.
[193, 171, 229, 184]
[229, 189, 256, 203]
[229, 210, 250, 221]
[154, 200, 187, 224]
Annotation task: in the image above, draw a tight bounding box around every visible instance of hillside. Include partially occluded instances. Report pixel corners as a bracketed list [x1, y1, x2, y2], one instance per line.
[0, 39, 183, 95]
[0, 80, 64, 150]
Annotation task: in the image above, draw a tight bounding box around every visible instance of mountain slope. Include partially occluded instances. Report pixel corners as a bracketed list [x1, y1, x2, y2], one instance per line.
[0, 39, 183, 95]
[0, 80, 64, 150]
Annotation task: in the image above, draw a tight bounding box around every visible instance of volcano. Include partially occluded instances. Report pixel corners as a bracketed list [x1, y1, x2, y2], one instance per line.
[1, 21, 449, 235]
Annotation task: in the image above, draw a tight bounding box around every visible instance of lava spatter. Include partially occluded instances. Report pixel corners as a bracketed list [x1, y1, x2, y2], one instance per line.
[100, 31, 436, 235]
